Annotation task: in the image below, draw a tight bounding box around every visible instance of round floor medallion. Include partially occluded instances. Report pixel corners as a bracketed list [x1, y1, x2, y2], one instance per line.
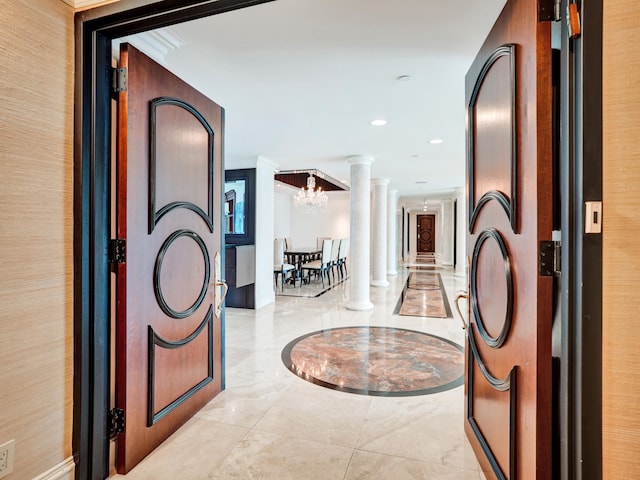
[282, 326, 464, 396]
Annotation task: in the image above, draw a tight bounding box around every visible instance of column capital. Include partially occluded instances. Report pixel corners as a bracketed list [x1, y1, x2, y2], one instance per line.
[371, 178, 390, 186]
[346, 154, 375, 166]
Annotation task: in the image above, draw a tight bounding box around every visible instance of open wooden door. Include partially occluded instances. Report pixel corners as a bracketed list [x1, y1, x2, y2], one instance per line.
[114, 43, 226, 473]
[464, 0, 553, 478]
[416, 214, 435, 253]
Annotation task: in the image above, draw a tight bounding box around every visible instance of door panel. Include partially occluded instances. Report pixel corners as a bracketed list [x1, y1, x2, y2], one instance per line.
[115, 43, 225, 473]
[417, 214, 435, 253]
[465, 0, 553, 478]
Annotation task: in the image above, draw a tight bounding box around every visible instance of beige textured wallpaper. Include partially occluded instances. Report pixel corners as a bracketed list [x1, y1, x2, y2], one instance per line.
[602, 0, 640, 478]
[0, 0, 75, 478]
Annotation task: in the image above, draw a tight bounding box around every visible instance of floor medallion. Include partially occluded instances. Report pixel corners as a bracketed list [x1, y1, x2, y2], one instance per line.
[282, 326, 464, 396]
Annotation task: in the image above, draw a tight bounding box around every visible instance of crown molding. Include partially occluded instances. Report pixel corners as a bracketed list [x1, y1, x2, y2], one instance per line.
[61, 0, 120, 11]
[113, 28, 186, 63]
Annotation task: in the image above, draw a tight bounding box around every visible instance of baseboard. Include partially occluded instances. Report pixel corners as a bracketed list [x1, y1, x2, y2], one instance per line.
[32, 457, 75, 480]
[254, 291, 275, 309]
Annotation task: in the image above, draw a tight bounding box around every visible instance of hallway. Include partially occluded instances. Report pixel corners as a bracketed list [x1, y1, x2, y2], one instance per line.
[111, 268, 484, 479]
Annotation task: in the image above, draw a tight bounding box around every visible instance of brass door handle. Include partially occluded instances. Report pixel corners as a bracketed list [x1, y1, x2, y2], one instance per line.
[454, 292, 469, 330]
[215, 279, 228, 317]
[211, 251, 227, 317]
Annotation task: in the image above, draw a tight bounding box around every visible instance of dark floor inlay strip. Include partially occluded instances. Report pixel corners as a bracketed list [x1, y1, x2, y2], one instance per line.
[282, 326, 464, 397]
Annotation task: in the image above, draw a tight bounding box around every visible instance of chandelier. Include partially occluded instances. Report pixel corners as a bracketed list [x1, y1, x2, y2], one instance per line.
[294, 174, 328, 214]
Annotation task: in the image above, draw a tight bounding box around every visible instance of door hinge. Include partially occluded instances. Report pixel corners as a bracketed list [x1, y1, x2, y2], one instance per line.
[108, 239, 126, 264]
[108, 408, 125, 439]
[538, 0, 557, 22]
[112, 67, 127, 93]
[539, 240, 561, 277]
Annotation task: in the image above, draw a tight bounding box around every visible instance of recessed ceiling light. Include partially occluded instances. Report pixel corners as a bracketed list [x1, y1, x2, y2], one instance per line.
[429, 138, 443, 144]
[397, 75, 412, 82]
[370, 119, 387, 126]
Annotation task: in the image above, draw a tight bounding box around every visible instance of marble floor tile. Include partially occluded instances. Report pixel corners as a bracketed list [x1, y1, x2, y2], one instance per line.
[111, 266, 482, 479]
[207, 430, 353, 480]
[254, 381, 372, 447]
[356, 393, 480, 470]
[110, 418, 249, 480]
[345, 450, 480, 480]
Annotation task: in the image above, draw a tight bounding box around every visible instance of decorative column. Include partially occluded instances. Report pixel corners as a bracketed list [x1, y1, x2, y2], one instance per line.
[455, 188, 466, 277]
[387, 189, 398, 276]
[346, 155, 375, 310]
[441, 198, 454, 266]
[371, 178, 390, 287]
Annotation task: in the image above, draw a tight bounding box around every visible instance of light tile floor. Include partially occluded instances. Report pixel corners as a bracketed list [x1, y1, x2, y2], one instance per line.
[112, 266, 485, 479]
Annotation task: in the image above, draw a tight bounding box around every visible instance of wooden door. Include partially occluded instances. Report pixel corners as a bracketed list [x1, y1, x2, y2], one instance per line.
[115, 44, 226, 473]
[417, 214, 435, 253]
[464, 0, 553, 478]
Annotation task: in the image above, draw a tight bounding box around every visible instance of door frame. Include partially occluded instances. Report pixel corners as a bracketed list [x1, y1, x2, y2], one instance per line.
[74, 1, 603, 479]
[557, 0, 603, 478]
[73, 2, 274, 479]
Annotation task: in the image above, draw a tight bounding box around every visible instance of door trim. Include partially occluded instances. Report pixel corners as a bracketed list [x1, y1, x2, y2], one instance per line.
[558, 0, 603, 478]
[73, 2, 274, 479]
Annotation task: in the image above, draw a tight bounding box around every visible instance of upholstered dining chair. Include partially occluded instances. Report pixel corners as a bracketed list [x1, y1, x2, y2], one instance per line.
[330, 238, 341, 281]
[302, 239, 333, 288]
[273, 238, 296, 291]
[337, 238, 350, 278]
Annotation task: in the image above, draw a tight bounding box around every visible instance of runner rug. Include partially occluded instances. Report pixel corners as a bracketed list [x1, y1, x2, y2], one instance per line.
[394, 272, 452, 318]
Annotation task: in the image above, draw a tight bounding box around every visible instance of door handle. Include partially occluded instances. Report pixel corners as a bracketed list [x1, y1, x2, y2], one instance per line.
[212, 251, 228, 317]
[215, 279, 228, 317]
[454, 255, 471, 330]
[454, 292, 469, 330]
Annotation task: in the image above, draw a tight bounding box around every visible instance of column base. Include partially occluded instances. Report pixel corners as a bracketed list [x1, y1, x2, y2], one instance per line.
[371, 279, 390, 287]
[387, 269, 398, 276]
[345, 300, 374, 311]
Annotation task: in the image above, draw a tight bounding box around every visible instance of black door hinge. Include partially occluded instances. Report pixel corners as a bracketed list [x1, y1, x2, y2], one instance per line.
[539, 0, 560, 22]
[539, 240, 561, 277]
[109, 408, 125, 439]
[112, 67, 127, 93]
[108, 239, 126, 264]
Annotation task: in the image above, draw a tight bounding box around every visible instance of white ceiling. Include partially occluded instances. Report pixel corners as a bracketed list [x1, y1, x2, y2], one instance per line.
[119, 0, 507, 200]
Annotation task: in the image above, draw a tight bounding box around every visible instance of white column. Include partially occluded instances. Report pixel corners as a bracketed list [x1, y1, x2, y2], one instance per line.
[455, 187, 466, 277]
[371, 178, 389, 287]
[254, 156, 278, 307]
[441, 198, 454, 266]
[346, 155, 375, 310]
[387, 189, 398, 276]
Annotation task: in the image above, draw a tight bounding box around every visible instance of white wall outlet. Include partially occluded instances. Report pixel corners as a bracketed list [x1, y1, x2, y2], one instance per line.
[0, 440, 15, 478]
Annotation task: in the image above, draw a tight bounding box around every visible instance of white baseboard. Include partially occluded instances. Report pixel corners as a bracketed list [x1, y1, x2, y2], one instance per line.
[32, 457, 75, 480]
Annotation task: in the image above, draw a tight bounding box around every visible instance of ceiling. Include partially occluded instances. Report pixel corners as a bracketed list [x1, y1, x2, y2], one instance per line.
[117, 0, 507, 201]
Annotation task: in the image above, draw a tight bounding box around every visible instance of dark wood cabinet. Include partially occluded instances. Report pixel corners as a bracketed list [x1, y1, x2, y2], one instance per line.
[224, 245, 255, 308]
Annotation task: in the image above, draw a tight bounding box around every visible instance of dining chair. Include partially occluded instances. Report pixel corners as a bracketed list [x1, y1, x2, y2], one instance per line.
[302, 239, 333, 288]
[330, 238, 341, 281]
[337, 238, 350, 278]
[273, 238, 296, 291]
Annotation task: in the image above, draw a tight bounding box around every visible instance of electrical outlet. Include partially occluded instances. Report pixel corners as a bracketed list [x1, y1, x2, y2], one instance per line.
[0, 440, 15, 478]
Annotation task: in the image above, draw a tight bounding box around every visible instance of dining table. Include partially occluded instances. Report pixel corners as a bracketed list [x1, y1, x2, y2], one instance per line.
[284, 246, 321, 284]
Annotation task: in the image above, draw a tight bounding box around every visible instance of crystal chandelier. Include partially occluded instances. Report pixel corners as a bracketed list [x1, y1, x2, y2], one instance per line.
[294, 174, 328, 214]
